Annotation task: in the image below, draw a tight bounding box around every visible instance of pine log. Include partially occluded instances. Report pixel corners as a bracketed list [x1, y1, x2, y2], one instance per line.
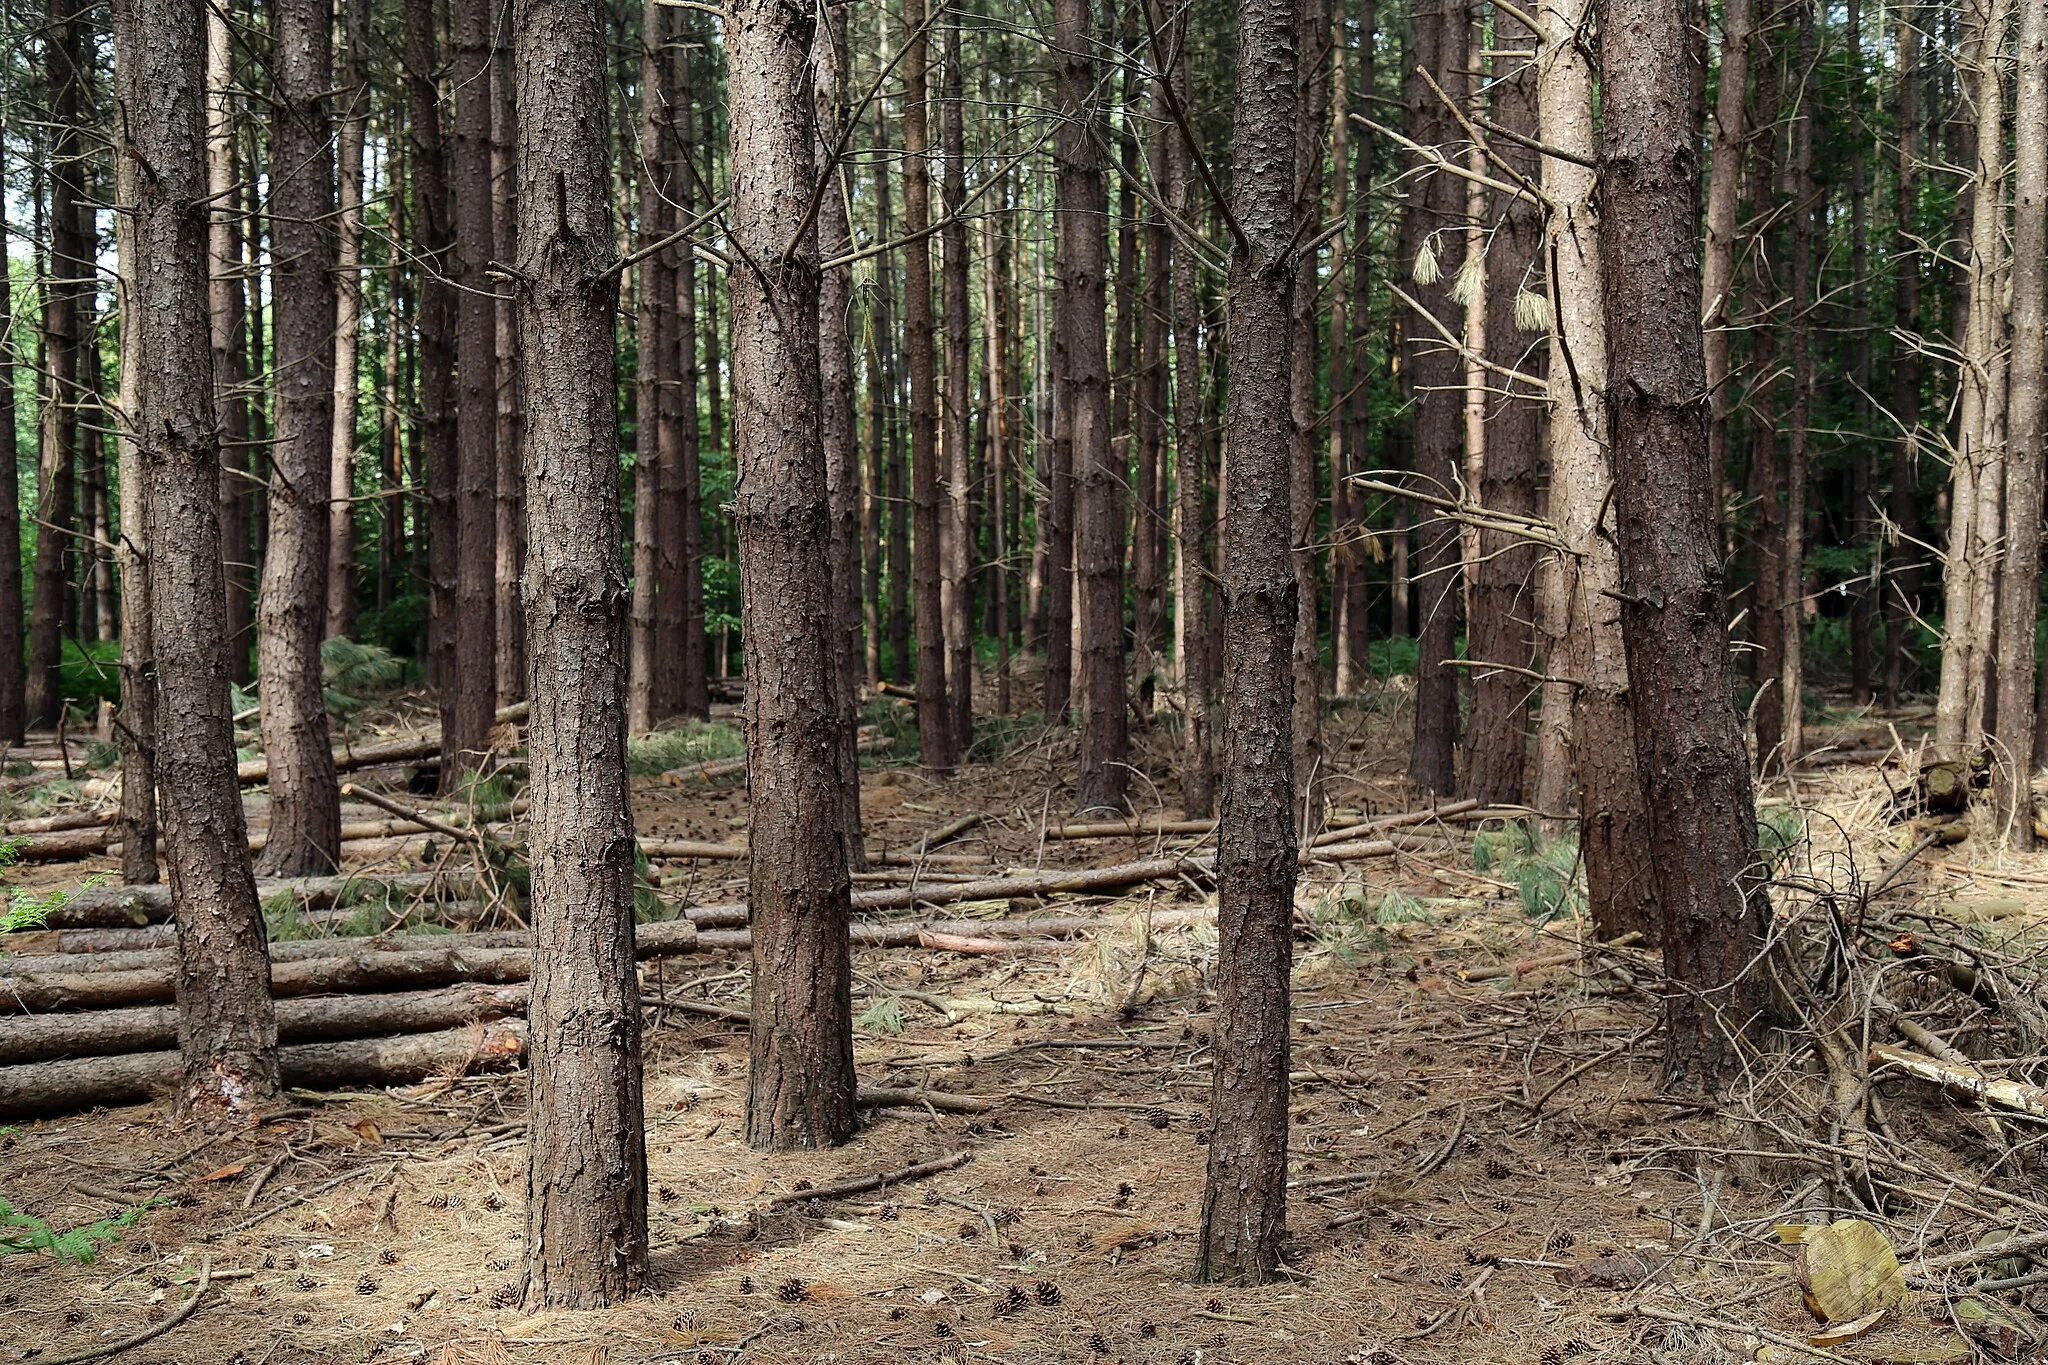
[234, 702, 529, 786]
[0, 1020, 528, 1118]
[846, 855, 1213, 912]
[41, 871, 476, 929]
[0, 811, 113, 836]
[0, 982, 531, 1065]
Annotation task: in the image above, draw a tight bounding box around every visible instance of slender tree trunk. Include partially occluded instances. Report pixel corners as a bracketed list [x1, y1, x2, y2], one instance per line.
[1404, 0, 1467, 795]
[1327, 26, 1353, 697]
[207, 9, 253, 689]
[1341, 0, 1374, 691]
[1884, 4, 1923, 709]
[1135, 113, 1168, 719]
[1702, 0, 1753, 489]
[814, 0, 866, 868]
[1287, 0, 1330, 818]
[408, 0, 458, 698]
[1599, 0, 1770, 1092]
[1997, 0, 2047, 845]
[1846, 0, 1876, 703]
[1198, 0, 1298, 1283]
[884, 145, 912, 687]
[110, 145, 159, 887]
[864, 115, 892, 692]
[493, 12, 526, 707]
[258, 0, 343, 876]
[1059, 0, 1126, 811]
[984, 188, 1014, 715]
[0, 164, 25, 744]
[29, 0, 86, 729]
[1164, 1, 1212, 817]
[728, 0, 860, 1155]
[114, 0, 280, 1113]
[1745, 34, 1787, 756]
[1466, 1, 1543, 808]
[379, 256, 404, 612]
[628, 0, 674, 735]
[1532, 0, 1656, 941]
[514, 0, 648, 1306]
[673, 37, 709, 721]
[1777, 3, 1818, 776]
[902, 0, 954, 771]
[940, 17, 975, 758]
[325, 0, 370, 644]
[1936, 0, 2014, 760]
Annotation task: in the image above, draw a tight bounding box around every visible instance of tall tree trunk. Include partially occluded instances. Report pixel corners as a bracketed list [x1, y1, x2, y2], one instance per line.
[1198, 0, 1298, 1284]
[1287, 0, 1330, 819]
[0, 161, 25, 744]
[1997, 0, 2047, 845]
[1776, 3, 1817, 777]
[903, 0, 954, 771]
[940, 16, 975, 758]
[1465, 1, 1543, 809]
[1134, 110, 1168, 720]
[325, 0, 370, 643]
[1340, 0, 1374, 693]
[1884, 3, 1922, 708]
[1745, 33, 1787, 759]
[258, 0, 343, 876]
[111, 140, 159, 887]
[445, 0, 500, 787]
[1164, 0, 1212, 817]
[984, 179, 1014, 715]
[1059, 0, 1126, 812]
[1599, 0, 1770, 1092]
[29, 0, 86, 729]
[864, 112, 892, 692]
[1533, 0, 1656, 942]
[114, 0, 280, 1113]
[1404, 0, 1467, 795]
[1936, 0, 2014, 760]
[814, 0, 866, 868]
[513, 0, 649, 1306]
[1846, 0, 1876, 703]
[408, 0, 458, 698]
[493, 12, 526, 707]
[1327, 23, 1353, 697]
[628, 0, 674, 735]
[672, 36, 709, 721]
[1702, 0, 1753, 490]
[730, 0, 860, 1152]
[208, 8, 253, 688]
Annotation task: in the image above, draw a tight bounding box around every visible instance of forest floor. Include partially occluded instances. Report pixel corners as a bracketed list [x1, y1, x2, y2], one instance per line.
[2, 683, 2043, 1364]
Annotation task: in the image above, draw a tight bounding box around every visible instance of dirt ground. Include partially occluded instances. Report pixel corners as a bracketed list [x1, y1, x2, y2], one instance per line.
[3, 690, 2043, 1364]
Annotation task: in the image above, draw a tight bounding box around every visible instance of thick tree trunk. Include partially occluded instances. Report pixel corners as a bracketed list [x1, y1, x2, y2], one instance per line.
[111, 117, 158, 887]
[1465, 2, 1543, 808]
[325, 0, 370, 644]
[1997, 0, 2047, 845]
[1059, 0, 1126, 812]
[728, 0, 859, 1154]
[1533, 0, 1657, 943]
[941, 18, 976, 759]
[902, 0, 954, 771]
[445, 0, 500, 789]
[814, 1, 867, 866]
[1404, 0, 1466, 795]
[1599, 0, 1770, 1092]
[514, 0, 649, 1306]
[1197, 0, 1298, 1285]
[114, 0, 280, 1113]
[0, 188, 22, 744]
[29, 0, 86, 730]
[257, 0, 343, 877]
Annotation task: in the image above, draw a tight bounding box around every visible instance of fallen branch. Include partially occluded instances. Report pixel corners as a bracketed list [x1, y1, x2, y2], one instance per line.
[1869, 1043, 2048, 1121]
[39, 870, 477, 929]
[235, 702, 528, 786]
[41, 1255, 213, 1365]
[766, 1149, 972, 1206]
[849, 855, 1213, 913]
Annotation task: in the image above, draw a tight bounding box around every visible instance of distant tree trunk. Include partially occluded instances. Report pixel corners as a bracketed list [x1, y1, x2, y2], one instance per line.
[1997, 0, 2047, 845]
[1404, 0, 1466, 795]
[729, 0, 859, 1154]
[1776, 4, 1818, 776]
[1327, 24, 1354, 697]
[672, 34, 709, 721]
[257, 0, 343, 876]
[628, 0, 674, 736]
[29, 0, 87, 730]
[1134, 112, 1168, 719]
[493, 14, 526, 708]
[325, 0, 370, 644]
[1059, 0, 1125, 811]
[405, 0, 457, 698]
[940, 16, 975, 758]
[1465, 0, 1543, 809]
[815, 0, 866, 867]
[112, 146, 160, 886]
[1198, 0, 1297, 1284]
[1846, 0, 1876, 704]
[0, 172, 25, 744]
[864, 115, 892, 692]
[983, 187, 1015, 715]
[1701, 0, 1752, 489]
[114, 0, 280, 1113]
[1340, 0, 1374, 688]
[882, 134, 912, 686]
[1936, 0, 2013, 760]
[514, 0, 649, 1306]
[1287, 0, 1330, 819]
[902, 0, 954, 771]
[1599, 0, 1770, 1092]
[1164, 4, 1212, 816]
[445, 0, 500, 787]
[1533, 0, 1656, 942]
[207, 10, 253, 688]
[1884, 4, 1923, 708]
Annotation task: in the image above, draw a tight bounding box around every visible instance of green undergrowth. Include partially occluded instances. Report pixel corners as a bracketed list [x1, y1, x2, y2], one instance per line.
[628, 722, 746, 777]
[1473, 824, 1584, 923]
[1, 1195, 159, 1263]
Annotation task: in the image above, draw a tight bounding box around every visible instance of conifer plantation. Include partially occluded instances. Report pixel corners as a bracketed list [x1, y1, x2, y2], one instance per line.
[9, 0, 2048, 1356]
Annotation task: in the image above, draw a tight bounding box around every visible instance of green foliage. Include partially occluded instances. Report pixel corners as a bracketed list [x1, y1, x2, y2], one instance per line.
[1, 869, 112, 934]
[858, 696, 921, 766]
[854, 994, 904, 1035]
[1757, 805, 1806, 875]
[0, 1195, 158, 1264]
[1374, 889, 1430, 925]
[321, 637, 406, 714]
[59, 638, 120, 706]
[965, 710, 1041, 764]
[1367, 634, 1419, 679]
[356, 593, 430, 663]
[627, 723, 747, 777]
[263, 888, 319, 941]
[1473, 824, 1582, 923]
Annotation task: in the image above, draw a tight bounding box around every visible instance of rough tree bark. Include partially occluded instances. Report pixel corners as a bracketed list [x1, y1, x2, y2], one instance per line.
[903, 0, 955, 771]
[1465, 2, 1543, 808]
[629, 0, 675, 735]
[111, 90, 158, 886]
[445, 0, 500, 787]
[493, 15, 527, 708]
[1059, 0, 1126, 812]
[514, 0, 649, 1307]
[113, 0, 280, 1112]
[1701, 0, 1752, 487]
[729, 0, 859, 1152]
[325, 0, 370, 644]
[671, 30, 710, 721]
[1599, 0, 1770, 1091]
[257, 0, 343, 876]
[1884, 3, 1922, 710]
[409, 0, 458, 697]
[1287, 0, 1330, 818]
[941, 16, 976, 759]
[1198, 0, 1298, 1285]
[0, 183, 21, 744]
